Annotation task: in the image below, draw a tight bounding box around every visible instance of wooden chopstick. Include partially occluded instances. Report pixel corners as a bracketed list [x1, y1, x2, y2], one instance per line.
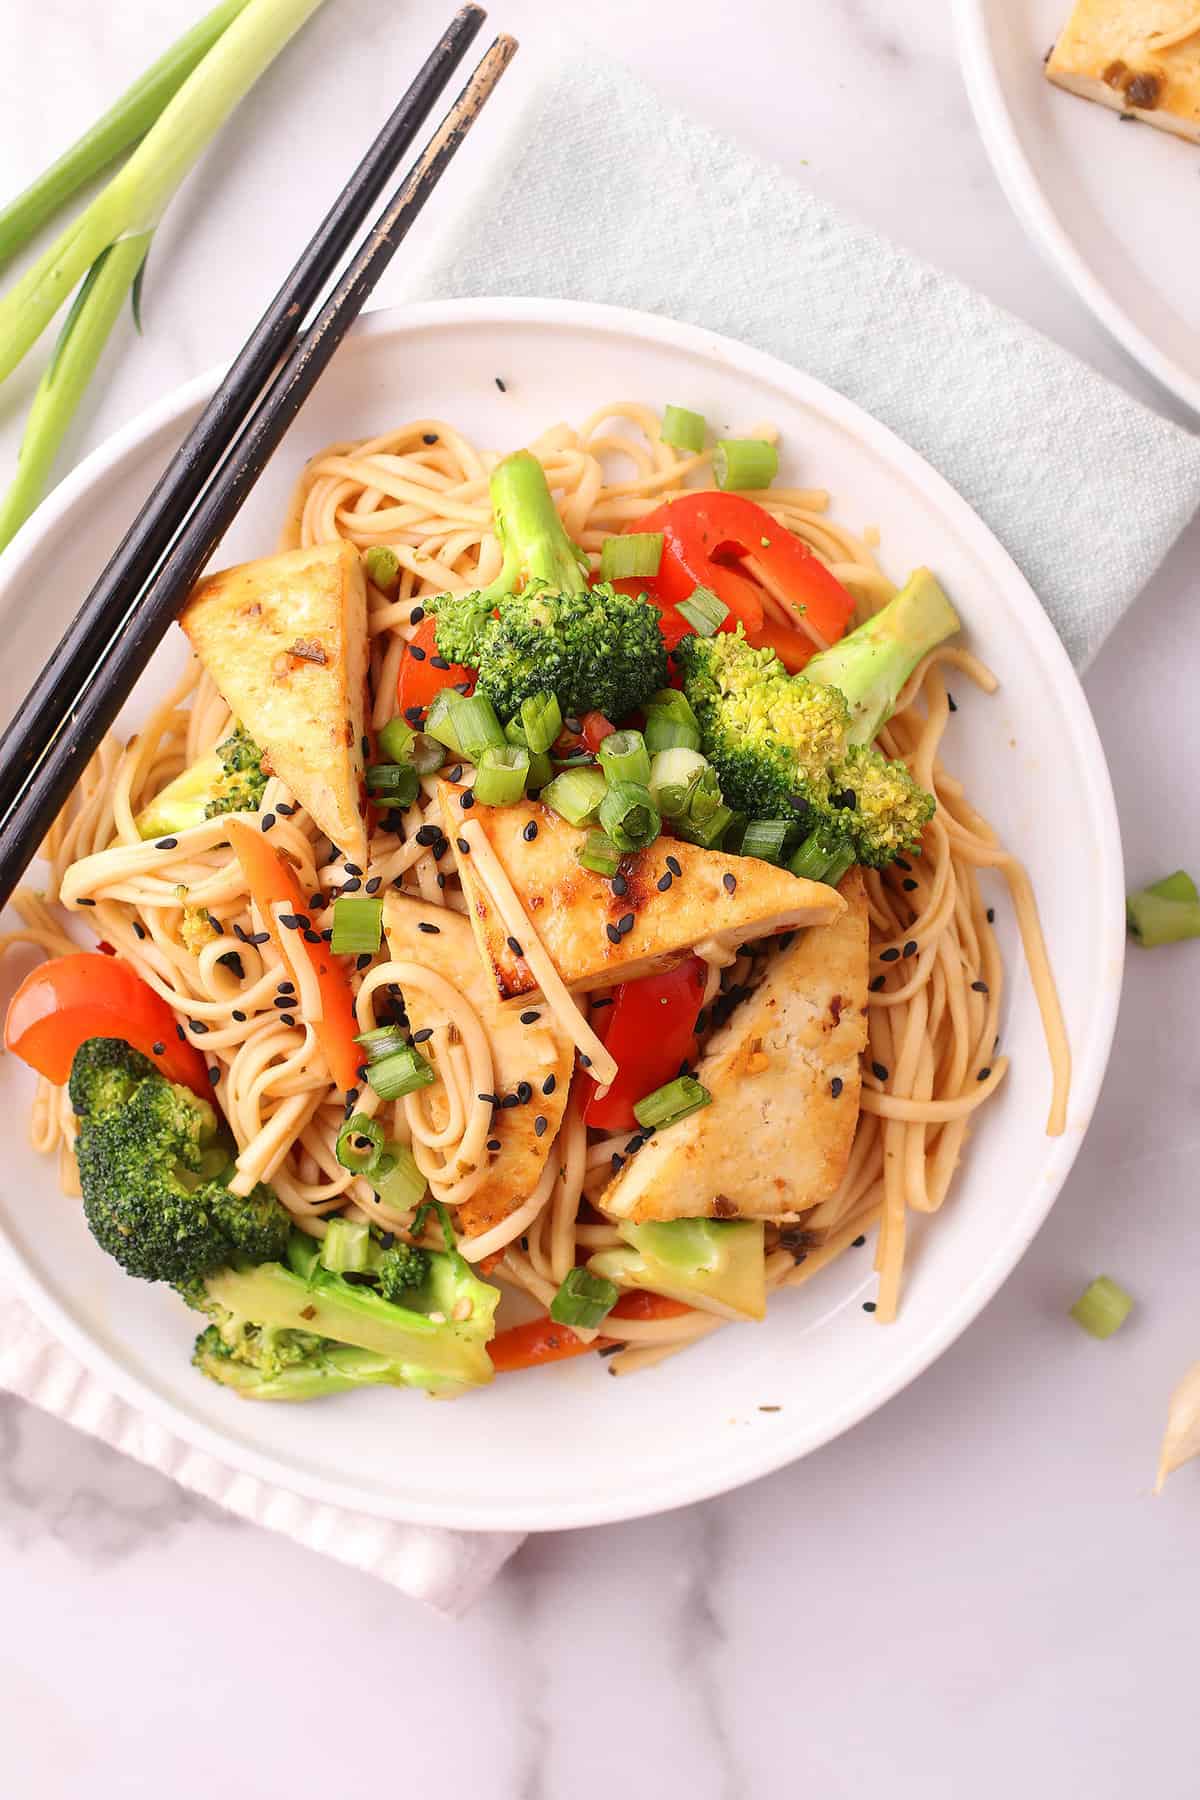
[0, 28, 517, 913]
[0, 4, 486, 828]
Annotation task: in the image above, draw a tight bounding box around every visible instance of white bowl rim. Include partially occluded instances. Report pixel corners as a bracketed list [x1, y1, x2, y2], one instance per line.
[0, 296, 1125, 1531]
[953, 0, 1200, 418]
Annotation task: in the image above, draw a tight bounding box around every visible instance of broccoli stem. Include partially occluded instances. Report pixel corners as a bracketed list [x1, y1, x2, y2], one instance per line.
[479, 451, 588, 604]
[804, 567, 961, 745]
[194, 1335, 418, 1400]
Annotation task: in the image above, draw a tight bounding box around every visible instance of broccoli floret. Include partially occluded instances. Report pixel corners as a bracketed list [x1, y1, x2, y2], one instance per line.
[426, 452, 666, 722]
[134, 724, 266, 840]
[678, 571, 959, 879]
[376, 1239, 430, 1302]
[71, 1039, 291, 1288]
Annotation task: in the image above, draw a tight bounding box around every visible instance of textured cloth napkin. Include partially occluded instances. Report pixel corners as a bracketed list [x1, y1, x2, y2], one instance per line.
[5, 43, 1200, 1615]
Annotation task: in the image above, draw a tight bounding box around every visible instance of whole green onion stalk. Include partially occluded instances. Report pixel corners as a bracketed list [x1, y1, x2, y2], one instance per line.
[0, 0, 326, 549]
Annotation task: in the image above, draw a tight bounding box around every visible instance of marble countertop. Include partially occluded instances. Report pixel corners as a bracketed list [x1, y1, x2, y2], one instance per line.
[3, 2, 1199, 1794]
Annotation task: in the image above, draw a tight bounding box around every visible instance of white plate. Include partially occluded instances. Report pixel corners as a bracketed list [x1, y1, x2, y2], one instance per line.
[956, 0, 1200, 416]
[0, 299, 1124, 1532]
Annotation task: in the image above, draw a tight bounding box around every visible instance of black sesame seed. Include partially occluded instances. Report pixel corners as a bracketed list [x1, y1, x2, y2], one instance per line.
[277, 914, 304, 932]
[132, 921, 146, 940]
[423, 433, 438, 446]
[591, 997, 612, 1008]
[523, 820, 538, 842]
[365, 876, 382, 895]
[617, 912, 635, 936]
[871, 1061, 889, 1082]
[517, 1082, 532, 1103]
[611, 873, 628, 897]
[902, 878, 918, 892]
[453, 836, 470, 856]
[869, 975, 886, 993]
[209, 1067, 220, 1084]
[486, 1138, 502, 1152]
[501, 1094, 520, 1109]
[666, 855, 681, 878]
[971, 980, 989, 994]
[852, 1235, 867, 1248]
[232, 1010, 247, 1023]
[830, 1076, 844, 1098]
[879, 947, 900, 963]
[506, 936, 523, 957]
[175, 1024, 185, 1041]
[430, 656, 451, 671]
[155, 837, 178, 850]
[542, 1074, 557, 1096]
[611, 1153, 625, 1173]
[495, 375, 507, 392]
[947, 692, 958, 712]
[863, 1301, 877, 1313]
[418, 921, 441, 935]
[657, 872, 673, 892]
[302, 929, 319, 944]
[412, 1027, 434, 1044]
[341, 877, 362, 894]
[277, 980, 296, 994]
[404, 704, 423, 723]
[345, 1088, 360, 1108]
[344, 862, 363, 877]
[321, 928, 333, 942]
[355, 954, 373, 972]
[260, 813, 276, 833]
[580, 1054, 592, 1068]
[275, 802, 294, 816]
[986, 907, 996, 924]
[77, 897, 96, 907]
[624, 1135, 644, 1155]
[460, 790, 475, 809]
[978, 1066, 992, 1081]
[408, 643, 427, 661]
[534, 1115, 548, 1138]
[520, 1010, 541, 1024]
[273, 996, 293, 1009]
[478, 1092, 498, 1106]
[723, 872, 736, 894]
[902, 939, 918, 958]
[151, 1040, 165, 1057]
[894, 857, 912, 872]
[443, 763, 462, 785]
[280, 1014, 296, 1028]
[606, 923, 622, 946]
[694, 1008, 708, 1034]
[188, 1019, 208, 1035]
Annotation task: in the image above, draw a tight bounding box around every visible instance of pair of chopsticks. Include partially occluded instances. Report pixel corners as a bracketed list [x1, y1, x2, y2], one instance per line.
[0, 6, 516, 913]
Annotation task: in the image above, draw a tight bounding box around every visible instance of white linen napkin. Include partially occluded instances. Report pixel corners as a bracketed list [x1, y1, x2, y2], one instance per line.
[5, 42, 1199, 1613]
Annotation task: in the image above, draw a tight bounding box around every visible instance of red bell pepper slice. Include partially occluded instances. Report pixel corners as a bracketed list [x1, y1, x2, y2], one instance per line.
[580, 710, 615, 751]
[396, 616, 475, 717]
[583, 955, 707, 1132]
[4, 953, 212, 1096]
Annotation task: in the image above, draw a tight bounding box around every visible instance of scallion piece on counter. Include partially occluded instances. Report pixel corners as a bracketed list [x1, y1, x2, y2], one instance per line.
[366, 1044, 435, 1102]
[319, 1215, 373, 1272]
[1069, 1276, 1133, 1340]
[373, 1142, 427, 1212]
[740, 819, 791, 865]
[598, 780, 661, 853]
[549, 1266, 620, 1329]
[576, 831, 623, 878]
[452, 692, 507, 764]
[676, 585, 729, 637]
[660, 404, 706, 453]
[424, 688, 466, 755]
[505, 716, 552, 791]
[519, 692, 562, 755]
[1126, 870, 1200, 948]
[354, 1023, 409, 1063]
[542, 766, 608, 827]
[633, 1074, 712, 1131]
[334, 1112, 386, 1175]
[599, 531, 664, 582]
[474, 743, 530, 807]
[330, 895, 383, 957]
[365, 761, 419, 806]
[598, 728, 651, 787]
[364, 544, 400, 593]
[712, 438, 779, 492]
[673, 804, 734, 850]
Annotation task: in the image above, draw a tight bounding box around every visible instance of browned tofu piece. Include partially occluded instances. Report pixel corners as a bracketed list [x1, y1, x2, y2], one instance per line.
[382, 893, 574, 1239]
[437, 783, 845, 1005]
[601, 872, 870, 1222]
[181, 543, 368, 866]
[1046, 2, 1200, 143]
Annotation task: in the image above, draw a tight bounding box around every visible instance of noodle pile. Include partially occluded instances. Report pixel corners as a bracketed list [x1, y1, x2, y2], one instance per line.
[0, 403, 1069, 1368]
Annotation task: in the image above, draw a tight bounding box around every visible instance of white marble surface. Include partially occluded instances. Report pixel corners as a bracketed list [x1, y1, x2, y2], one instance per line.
[2, 1, 1199, 1793]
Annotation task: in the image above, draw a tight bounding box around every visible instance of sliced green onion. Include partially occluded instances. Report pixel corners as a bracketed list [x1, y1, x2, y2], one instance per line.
[598, 781, 661, 853]
[598, 729, 651, 787]
[424, 689, 465, 755]
[330, 896, 383, 957]
[600, 532, 664, 582]
[354, 1023, 408, 1063]
[720, 813, 748, 855]
[673, 804, 734, 850]
[364, 544, 400, 593]
[452, 692, 507, 764]
[633, 1075, 712, 1131]
[407, 732, 446, 775]
[366, 1044, 435, 1103]
[372, 1142, 427, 1212]
[377, 717, 416, 763]
[519, 692, 562, 755]
[1126, 870, 1200, 947]
[549, 1266, 620, 1329]
[787, 833, 856, 887]
[474, 744, 530, 807]
[644, 714, 701, 753]
[505, 717, 553, 790]
[319, 1215, 373, 1273]
[660, 404, 706, 453]
[676, 585, 728, 637]
[335, 1113, 386, 1175]
[365, 761, 419, 806]
[713, 438, 779, 492]
[740, 819, 791, 865]
[1070, 1275, 1133, 1340]
[576, 831, 623, 878]
[648, 747, 709, 819]
[542, 766, 608, 827]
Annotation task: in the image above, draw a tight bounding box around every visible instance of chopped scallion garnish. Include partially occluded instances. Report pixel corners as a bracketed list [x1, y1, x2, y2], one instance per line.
[366, 1044, 435, 1102]
[377, 716, 415, 763]
[672, 804, 734, 850]
[549, 1266, 620, 1329]
[365, 761, 419, 805]
[598, 780, 661, 853]
[660, 404, 706, 453]
[354, 1023, 409, 1064]
[452, 692, 507, 764]
[643, 688, 701, 753]
[424, 688, 466, 756]
[334, 1112, 386, 1175]
[319, 1215, 373, 1272]
[330, 896, 383, 957]
[519, 692, 562, 755]
[1070, 1276, 1133, 1340]
[648, 746, 709, 819]
[474, 743, 530, 807]
[676, 585, 728, 637]
[599, 531, 664, 582]
[598, 728, 651, 788]
[372, 1142, 427, 1212]
[576, 831, 623, 877]
[633, 1075, 712, 1131]
[740, 819, 791, 865]
[787, 834, 856, 888]
[712, 438, 778, 492]
[505, 715, 553, 791]
[541, 766, 608, 827]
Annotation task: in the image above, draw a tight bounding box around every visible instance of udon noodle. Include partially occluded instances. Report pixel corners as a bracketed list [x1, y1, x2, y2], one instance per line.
[0, 403, 1070, 1367]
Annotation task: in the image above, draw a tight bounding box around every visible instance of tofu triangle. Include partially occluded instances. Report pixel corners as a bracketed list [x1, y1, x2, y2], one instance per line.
[438, 781, 845, 1005]
[181, 543, 368, 866]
